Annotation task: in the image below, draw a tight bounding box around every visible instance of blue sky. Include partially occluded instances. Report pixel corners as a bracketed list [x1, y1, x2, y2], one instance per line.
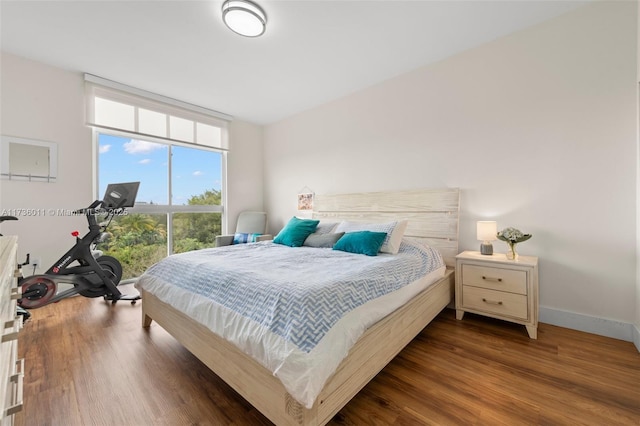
[98, 133, 222, 205]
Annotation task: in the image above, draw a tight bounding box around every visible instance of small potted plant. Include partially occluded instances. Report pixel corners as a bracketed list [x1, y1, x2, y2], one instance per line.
[497, 227, 532, 260]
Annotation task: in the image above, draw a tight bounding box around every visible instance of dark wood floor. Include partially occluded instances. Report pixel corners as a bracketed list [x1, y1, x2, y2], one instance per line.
[15, 284, 640, 426]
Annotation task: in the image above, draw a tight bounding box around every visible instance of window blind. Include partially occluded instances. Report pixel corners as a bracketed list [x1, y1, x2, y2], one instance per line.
[85, 74, 231, 150]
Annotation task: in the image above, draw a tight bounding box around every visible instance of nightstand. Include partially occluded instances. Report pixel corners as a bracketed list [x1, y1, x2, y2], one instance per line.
[455, 250, 539, 339]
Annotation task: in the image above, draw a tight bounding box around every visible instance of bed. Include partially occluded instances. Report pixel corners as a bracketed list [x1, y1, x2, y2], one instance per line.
[136, 188, 460, 425]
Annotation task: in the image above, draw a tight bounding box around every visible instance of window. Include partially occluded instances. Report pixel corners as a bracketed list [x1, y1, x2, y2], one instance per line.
[97, 132, 224, 279]
[85, 74, 230, 150]
[86, 74, 231, 279]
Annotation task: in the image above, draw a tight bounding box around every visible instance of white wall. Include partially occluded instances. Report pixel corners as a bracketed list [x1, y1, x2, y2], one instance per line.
[0, 52, 265, 270]
[0, 53, 91, 271]
[264, 2, 639, 340]
[226, 120, 264, 232]
[635, 2, 640, 351]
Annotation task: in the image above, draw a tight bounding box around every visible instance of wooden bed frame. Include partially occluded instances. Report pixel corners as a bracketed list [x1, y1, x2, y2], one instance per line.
[140, 188, 460, 425]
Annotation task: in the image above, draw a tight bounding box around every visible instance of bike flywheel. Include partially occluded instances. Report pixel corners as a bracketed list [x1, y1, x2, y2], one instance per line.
[18, 275, 57, 309]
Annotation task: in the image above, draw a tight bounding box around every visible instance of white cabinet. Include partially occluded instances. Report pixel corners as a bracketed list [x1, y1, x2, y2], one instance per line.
[0, 237, 23, 425]
[455, 250, 539, 339]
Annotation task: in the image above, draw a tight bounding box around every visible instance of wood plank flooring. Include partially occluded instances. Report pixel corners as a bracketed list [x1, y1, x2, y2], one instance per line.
[15, 284, 640, 425]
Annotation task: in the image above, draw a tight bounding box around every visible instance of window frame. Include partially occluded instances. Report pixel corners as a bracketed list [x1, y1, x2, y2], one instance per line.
[92, 128, 228, 256]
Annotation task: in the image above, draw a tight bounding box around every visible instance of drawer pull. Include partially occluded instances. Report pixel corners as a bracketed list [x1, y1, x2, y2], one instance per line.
[482, 298, 503, 305]
[10, 287, 22, 300]
[482, 276, 502, 282]
[12, 358, 24, 376]
[6, 359, 24, 416]
[2, 317, 23, 343]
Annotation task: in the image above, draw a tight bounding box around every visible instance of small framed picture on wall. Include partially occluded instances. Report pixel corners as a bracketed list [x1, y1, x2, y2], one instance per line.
[297, 192, 314, 211]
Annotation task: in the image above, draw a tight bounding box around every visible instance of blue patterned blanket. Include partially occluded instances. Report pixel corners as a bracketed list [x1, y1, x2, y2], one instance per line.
[140, 240, 443, 353]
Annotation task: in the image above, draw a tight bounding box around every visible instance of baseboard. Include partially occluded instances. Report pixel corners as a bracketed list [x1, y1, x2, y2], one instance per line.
[539, 306, 637, 351]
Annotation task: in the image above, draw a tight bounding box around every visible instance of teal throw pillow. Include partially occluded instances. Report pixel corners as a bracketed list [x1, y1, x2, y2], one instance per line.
[273, 217, 320, 247]
[333, 231, 387, 256]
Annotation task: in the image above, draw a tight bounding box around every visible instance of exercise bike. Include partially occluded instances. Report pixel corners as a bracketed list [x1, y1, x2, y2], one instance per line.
[18, 182, 141, 309]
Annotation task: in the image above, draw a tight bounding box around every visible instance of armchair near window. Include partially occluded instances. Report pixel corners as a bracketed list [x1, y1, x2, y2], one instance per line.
[215, 211, 272, 247]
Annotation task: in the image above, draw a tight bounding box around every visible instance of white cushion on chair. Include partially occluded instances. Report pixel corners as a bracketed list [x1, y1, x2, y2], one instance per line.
[216, 211, 269, 247]
[235, 211, 267, 235]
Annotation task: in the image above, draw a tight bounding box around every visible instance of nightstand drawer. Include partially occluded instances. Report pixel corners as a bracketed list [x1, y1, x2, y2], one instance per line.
[461, 264, 527, 295]
[462, 286, 528, 320]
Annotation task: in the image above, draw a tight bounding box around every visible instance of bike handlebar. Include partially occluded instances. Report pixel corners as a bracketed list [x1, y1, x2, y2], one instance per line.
[72, 200, 105, 215]
[89, 199, 102, 209]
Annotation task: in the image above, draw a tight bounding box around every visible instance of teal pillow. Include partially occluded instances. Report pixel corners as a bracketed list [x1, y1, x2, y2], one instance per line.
[273, 217, 320, 247]
[333, 231, 387, 256]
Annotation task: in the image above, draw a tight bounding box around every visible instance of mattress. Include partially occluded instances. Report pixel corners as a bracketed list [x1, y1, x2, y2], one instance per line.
[135, 238, 445, 408]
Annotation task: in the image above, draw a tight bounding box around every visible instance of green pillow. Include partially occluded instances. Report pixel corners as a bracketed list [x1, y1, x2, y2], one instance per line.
[273, 217, 320, 247]
[333, 231, 387, 256]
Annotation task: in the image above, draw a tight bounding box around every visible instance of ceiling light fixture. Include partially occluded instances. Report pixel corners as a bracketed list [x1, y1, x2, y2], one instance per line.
[222, 0, 267, 37]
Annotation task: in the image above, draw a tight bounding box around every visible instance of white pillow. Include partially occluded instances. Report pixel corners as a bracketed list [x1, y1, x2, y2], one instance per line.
[334, 219, 408, 254]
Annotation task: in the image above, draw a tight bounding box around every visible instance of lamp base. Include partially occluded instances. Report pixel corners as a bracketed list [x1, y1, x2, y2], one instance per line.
[480, 243, 493, 255]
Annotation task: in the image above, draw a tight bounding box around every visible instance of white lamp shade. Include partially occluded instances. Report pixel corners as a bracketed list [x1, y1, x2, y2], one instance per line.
[477, 221, 497, 242]
[222, 0, 267, 37]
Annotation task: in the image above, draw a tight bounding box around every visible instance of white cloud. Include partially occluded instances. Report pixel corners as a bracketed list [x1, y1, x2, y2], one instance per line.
[99, 144, 111, 154]
[192, 171, 203, 176]
[124, 139, 164, 154]
[138, 159, 151, 164]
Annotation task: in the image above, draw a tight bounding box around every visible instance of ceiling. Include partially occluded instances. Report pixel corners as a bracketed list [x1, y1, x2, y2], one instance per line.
[1, 1, 589, 125]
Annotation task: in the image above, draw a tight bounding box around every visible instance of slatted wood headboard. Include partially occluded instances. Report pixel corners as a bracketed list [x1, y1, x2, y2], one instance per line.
[312, 188, 460, 267]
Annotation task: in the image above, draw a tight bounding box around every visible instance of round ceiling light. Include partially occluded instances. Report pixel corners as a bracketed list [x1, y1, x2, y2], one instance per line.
[222, 0, 267, 37]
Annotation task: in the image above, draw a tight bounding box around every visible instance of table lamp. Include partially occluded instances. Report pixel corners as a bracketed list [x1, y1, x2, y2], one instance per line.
[477, 221, 497, 255]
